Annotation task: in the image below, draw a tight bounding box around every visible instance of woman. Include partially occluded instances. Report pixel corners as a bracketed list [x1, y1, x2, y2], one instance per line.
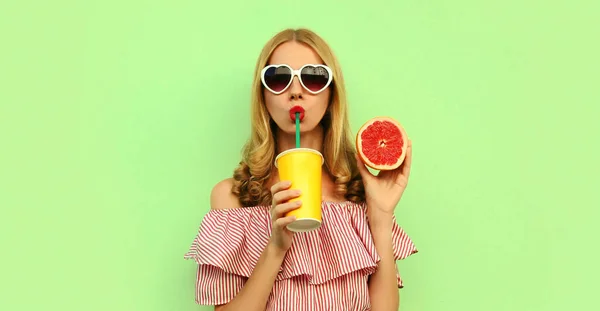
[185, 28, 417, 311]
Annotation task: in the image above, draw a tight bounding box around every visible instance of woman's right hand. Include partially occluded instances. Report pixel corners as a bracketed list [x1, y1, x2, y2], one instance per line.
[268, 180, 301, 254]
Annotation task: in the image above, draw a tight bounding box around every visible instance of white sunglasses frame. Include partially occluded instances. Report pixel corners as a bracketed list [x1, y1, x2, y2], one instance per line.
[260, 64, 333, 95]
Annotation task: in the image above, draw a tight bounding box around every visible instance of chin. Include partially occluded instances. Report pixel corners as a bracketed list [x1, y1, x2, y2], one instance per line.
[295, 122, 321, 133]
[274, 120, 317, 135]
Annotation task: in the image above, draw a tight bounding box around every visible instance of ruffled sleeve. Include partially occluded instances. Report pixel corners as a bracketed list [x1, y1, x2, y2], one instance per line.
[391, 215, 418, 287]
[345, 202, 418, 288]
[183, 206, 273, 305]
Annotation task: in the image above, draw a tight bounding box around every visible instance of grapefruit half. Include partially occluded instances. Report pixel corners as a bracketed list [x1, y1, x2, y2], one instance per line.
[356, 116, 408, 171]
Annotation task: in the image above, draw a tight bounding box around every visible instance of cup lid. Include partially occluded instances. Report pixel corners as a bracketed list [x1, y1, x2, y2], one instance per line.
[274, 148, 324, 168]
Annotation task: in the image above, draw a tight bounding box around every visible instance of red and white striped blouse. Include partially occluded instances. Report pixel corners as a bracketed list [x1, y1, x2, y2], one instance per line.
[184, 201, 417, 310]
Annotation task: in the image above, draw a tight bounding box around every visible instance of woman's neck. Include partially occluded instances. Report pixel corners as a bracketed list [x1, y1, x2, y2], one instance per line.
[275, 124, 325, 155]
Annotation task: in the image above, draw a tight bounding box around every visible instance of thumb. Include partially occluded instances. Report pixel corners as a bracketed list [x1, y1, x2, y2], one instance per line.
[355, 153, 373, 181]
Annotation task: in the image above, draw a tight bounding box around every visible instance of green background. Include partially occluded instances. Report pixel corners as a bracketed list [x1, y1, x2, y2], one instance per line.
[1, 0, 599, 310]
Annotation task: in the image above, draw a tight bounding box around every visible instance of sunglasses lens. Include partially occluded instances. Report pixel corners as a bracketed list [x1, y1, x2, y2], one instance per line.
[301, 66, 330, 92]
[263, 66, 292, 92]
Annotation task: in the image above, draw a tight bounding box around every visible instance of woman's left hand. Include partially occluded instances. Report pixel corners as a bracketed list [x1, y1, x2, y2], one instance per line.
[356, 139, 413, 221]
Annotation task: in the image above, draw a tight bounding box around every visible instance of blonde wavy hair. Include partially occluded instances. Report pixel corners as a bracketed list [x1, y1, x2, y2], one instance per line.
[232, 28, 365, 207]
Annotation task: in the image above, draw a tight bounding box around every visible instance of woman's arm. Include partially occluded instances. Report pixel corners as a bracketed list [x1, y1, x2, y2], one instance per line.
[367, 214, 399, 311]
[210, 178, 299, 311]
[356, 140, 413, 311]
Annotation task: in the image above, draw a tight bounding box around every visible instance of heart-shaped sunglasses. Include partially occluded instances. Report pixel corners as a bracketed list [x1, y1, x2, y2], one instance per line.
[260, 64, 333, 95]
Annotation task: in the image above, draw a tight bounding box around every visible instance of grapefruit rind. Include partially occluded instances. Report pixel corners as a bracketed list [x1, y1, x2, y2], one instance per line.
[356, 116, 408, 171]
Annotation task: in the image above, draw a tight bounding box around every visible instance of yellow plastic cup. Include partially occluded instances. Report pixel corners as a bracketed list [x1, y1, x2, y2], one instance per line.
[274, 148, 324, 232]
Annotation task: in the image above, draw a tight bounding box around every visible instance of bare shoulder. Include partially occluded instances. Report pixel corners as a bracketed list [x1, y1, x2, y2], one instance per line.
[210, 178, 242, 210]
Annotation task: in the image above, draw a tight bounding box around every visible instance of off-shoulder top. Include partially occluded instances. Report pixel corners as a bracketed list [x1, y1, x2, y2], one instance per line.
[184, 201, 417, 310]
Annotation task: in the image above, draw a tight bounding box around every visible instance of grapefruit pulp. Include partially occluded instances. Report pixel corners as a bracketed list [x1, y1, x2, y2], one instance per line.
[356, 116, 408, 170]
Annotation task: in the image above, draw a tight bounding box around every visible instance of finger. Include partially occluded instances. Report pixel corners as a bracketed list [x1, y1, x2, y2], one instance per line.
[270, 180, 292, 195]
[355, 153, 374, 181]
[274, 215, 297, 229]
[273, 189, 302, 205]
[273, 201, 302, 219]
[401, 140, 412, 179]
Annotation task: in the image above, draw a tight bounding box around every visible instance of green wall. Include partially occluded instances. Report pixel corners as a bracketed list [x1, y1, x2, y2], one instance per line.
[2, 1, 599, 310]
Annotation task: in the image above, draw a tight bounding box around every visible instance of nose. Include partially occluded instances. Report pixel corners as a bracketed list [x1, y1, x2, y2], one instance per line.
[288, 75, 303, 101]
